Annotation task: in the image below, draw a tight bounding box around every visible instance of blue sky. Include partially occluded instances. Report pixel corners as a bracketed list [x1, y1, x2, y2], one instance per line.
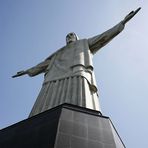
[0, 0, 148, 147]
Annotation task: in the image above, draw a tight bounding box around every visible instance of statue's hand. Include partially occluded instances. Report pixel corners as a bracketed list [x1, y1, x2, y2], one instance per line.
[122, 7, 141, 25]
[12, 70, 27, 78]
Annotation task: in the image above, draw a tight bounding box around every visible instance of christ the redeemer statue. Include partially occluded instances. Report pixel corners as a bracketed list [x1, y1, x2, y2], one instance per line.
[13, 8, 140, 117]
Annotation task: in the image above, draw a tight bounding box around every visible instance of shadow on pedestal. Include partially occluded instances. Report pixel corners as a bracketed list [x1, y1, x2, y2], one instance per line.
[0, 104, 125, 148]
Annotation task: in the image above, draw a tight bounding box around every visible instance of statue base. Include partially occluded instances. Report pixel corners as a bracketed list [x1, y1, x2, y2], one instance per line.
[0, 103, 125, 148]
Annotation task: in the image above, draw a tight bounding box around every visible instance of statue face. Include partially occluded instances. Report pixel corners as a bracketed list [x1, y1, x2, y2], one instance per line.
[66, 32, 78, 44]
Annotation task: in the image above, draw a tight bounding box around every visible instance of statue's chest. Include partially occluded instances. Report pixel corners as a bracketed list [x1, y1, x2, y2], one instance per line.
[56, 41, 88, 65]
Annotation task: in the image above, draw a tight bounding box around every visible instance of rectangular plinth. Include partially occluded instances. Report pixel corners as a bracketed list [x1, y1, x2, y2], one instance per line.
[0, 104, 125, 148]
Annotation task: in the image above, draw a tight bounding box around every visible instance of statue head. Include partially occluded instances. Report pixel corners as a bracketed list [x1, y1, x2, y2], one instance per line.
[66, 32, 79, 44]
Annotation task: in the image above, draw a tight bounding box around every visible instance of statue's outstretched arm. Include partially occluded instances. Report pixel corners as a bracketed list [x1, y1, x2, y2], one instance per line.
[12, 59, 50, 78]
[88, 7, 141, 54]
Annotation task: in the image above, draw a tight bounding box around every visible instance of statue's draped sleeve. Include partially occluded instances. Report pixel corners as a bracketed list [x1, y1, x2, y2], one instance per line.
[88, 21, 125, 54]
[26, 59, 51, 77]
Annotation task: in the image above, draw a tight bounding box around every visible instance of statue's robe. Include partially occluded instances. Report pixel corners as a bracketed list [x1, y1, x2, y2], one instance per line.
[28, 22, 124, 117]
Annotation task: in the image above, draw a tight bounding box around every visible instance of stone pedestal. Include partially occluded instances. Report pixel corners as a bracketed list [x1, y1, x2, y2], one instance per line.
[0, 104, 125, 148]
